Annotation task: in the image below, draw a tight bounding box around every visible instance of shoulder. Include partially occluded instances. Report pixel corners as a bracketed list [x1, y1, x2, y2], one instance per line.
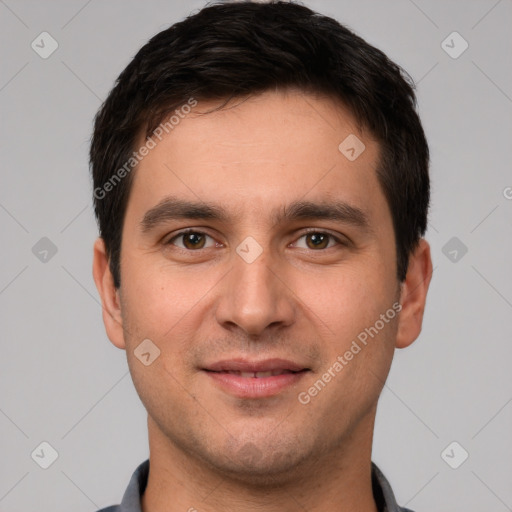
[94, 459, 149, 512]
[371, 462, 417, 512]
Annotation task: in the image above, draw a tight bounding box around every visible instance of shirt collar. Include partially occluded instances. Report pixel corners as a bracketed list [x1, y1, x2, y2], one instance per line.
[117, 459, 412, 512]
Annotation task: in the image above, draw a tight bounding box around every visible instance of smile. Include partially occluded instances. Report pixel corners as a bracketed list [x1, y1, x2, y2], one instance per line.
[202, 359, 310, 398]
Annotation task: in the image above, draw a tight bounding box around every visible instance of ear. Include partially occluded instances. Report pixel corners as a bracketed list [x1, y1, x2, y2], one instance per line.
[92, 237, 126, 350]
[395, 238, 433, 349]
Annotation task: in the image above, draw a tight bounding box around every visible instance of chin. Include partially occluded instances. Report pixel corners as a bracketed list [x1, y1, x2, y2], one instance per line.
[204, 436, 313, 487]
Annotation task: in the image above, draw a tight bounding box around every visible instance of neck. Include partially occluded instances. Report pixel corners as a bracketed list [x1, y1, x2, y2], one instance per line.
[141, 412, 379, 512]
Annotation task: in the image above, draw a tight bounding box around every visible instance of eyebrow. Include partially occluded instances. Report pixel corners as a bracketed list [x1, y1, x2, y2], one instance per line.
[139, 195, 373, 234]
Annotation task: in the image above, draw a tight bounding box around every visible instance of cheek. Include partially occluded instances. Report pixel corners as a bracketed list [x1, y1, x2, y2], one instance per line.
[292, 265, 393, 343]
[121, 258, 200, 336]
[120, 259, 223, 379]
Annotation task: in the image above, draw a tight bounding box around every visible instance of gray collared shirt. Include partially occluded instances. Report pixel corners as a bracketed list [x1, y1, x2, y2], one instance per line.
[97, 459, 414, 512]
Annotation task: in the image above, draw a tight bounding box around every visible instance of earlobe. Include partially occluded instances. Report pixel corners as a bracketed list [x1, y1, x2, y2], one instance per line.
[92, 237, 126, 350]
[395, 238, 433, 349]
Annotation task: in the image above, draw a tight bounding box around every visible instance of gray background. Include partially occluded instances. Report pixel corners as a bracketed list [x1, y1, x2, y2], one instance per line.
[1, 0, 511, 510]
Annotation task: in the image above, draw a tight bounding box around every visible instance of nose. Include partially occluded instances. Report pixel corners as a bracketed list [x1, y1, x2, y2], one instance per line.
[214, 247, 296, 337]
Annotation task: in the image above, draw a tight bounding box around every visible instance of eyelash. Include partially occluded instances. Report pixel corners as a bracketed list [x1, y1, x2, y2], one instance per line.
[165, 228, 347, 251]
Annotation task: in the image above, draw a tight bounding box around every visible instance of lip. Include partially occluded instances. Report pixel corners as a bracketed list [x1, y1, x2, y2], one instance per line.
[204, 358, 307, 373]
[202, 358, 310, 398]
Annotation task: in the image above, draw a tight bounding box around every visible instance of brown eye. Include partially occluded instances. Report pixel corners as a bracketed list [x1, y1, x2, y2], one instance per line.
[305, 232, 330, 249]
[167, 230, 215, 250]
[293, 231, 342, 250]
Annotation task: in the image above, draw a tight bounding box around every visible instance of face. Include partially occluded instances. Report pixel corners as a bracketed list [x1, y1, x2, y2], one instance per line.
[94, 89, 429, 484]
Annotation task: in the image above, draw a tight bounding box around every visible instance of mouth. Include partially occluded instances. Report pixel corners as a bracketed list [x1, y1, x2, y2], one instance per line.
[212, 369, 300, 378]
[202, 358, 310, 398]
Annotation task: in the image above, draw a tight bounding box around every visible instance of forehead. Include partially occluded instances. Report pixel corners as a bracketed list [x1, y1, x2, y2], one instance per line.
[127, 89, 387, 227]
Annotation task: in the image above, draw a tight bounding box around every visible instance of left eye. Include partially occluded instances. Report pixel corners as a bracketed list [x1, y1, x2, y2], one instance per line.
[167, 230, 217, 250]
[292, 232, 342, 250]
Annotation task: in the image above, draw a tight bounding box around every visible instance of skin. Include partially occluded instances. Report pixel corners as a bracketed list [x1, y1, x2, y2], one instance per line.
[93, 89, 432, 512]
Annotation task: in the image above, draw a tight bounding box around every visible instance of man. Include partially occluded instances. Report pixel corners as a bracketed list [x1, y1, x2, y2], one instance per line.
[91, 1, 432, 511]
